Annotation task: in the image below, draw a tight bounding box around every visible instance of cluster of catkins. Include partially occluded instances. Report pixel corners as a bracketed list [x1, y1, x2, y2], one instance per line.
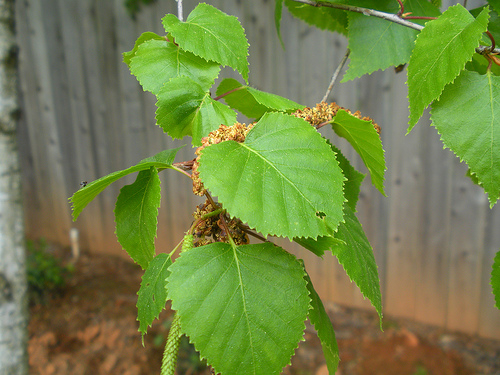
[188, 102, 379, 247]
[192, 199, 249, 247]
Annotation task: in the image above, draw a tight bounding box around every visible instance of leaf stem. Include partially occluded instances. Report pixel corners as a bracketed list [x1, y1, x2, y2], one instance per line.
[188, 208, 225, 235]
[321, 48, 350, 103]
[213, 86, 245, 101]
[171, 165, 192, 178]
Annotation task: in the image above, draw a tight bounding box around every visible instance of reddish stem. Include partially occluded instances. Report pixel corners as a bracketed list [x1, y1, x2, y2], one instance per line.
[213, 86, 245, 101]
[396, 0, 404, 17]
[486, 30, 496, 53]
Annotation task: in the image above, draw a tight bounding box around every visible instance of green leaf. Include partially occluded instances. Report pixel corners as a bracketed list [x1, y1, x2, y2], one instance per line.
[155, 76, 237, 146]
[198, 112, 346, 239]
[492, 250, 500, 309]
[216, 78, 305, 119]
[284, 0, 348, 34]
[329, 142, 365, 211]
[408, 4, 490, 129]
[69, 147, 183, 221]
[137, 253, 172, 338]
[114, 167, 161, 269]
[331, 205, 383, 325]
[305, 271, 340, 374]
[488, 0, 500, 15]
[167, 242, 310, 375]
[274, 0, 285, 48]
[129, 39, 220, 94]
[295, 206, 383, 326]
[162, 3, 249, 83]
[123, 32, 164, 66]
[343, 0, 440, 82]
[330, 109, 386, 196]
[430, 70, 500, 207]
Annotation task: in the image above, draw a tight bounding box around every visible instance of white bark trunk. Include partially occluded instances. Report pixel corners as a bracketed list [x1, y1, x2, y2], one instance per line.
[0, 0, 29, 374]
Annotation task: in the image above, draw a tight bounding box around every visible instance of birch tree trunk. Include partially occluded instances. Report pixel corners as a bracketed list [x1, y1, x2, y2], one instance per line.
[0, 0, 29, 374]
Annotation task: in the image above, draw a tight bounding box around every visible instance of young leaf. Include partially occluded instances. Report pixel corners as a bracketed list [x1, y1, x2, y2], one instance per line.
[115, 167, 161, 269]
[129, 39, 220, 95]
[198, 112, 346, 239]
[492, 250, 500, 309]
[274, 0, 285, 47]
[167, 242, 310, 375]
[137, 253, 172, 338]
[330, 109, 386, 196]
[430, 70, 500, 207]
[407, 4, 490, 129]
[69, 147, 183, 221]
[304, 271, 340, 374]
[343, 0, 440, 82]
[284, 0, 348, 35]
[155, 76, 237, 146]
[162, 3, 249, 83]
[123, 31, 164, 66]
[216, 78, 305, 119]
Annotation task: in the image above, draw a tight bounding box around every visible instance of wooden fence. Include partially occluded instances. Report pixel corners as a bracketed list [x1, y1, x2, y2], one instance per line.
[15, 0, 500, 340]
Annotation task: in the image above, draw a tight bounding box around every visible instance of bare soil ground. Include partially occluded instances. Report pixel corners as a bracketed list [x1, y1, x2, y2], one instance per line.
[28, 248, 500, 375]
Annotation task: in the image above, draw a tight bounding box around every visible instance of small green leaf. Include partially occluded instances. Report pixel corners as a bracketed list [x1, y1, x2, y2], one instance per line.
[408, 4, 490, 129]
[430, 70, 500, 207]
[137, 253, 172, 338]
[115, 167, 161, 269]
[162, 3, 249, 82]
[331, 205, 383, 326]
[492, 250, 500, 309]
[167, 242, 310, 375]
[330, 109, 386, 196]
[305, 271, 340, 374]
[69, 147, 183, 221]
[216, 78, 305, 119]
[296, 206, 383, 326]
[129, 39, 220, 94]
[198, 112, 346, 239]
[343, 0, 440, 82]
[284, 0, 348, 34]
[329, 142, 365, 211]
[274, 0, 285, 48]
[123, 32, 164, 66]
[155, 76, 237, 146]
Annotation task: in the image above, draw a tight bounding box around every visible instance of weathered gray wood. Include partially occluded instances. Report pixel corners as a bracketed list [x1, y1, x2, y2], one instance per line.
[14, 0, 500, 340]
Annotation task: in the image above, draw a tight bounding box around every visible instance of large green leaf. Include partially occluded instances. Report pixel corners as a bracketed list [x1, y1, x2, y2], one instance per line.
[407, 4, 490, 129]
[129, 39, 220, 94]
[162, 3, 249, 83]
[284, 0, 348, 35]
[488, 0, 500, 14]
[343, 0, 440, 81]
[155, 76, 237, 146]
[305, 271, 339, 374]
[167, 242, 310, 375]
[295, 205, 383, 325]
[492, 250, 500, 309]
[198, 112, 346, 239]
[114, 167, 161, 269]
[330, 109, 386, 196]
[137, 253, 172, 338]
[216, 78, 304, 119]
[69, 147, 183, 221]
[430, 70, 500, 207]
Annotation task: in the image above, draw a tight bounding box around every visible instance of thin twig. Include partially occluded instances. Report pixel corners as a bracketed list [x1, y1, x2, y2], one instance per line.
[289, 0, 500, 57]
[176, 0, 183, 21]
[290, 0, 424, 31]
[321, 48, 350, 103]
